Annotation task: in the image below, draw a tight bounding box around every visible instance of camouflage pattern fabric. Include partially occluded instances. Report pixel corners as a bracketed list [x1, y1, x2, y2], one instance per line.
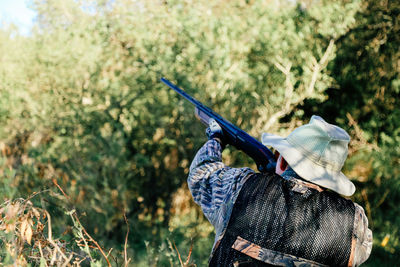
[232, 236, 328, 267]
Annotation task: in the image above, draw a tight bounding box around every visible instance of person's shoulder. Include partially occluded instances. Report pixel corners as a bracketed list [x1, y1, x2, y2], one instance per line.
[253, 170, 281, 180]
[351, 202, 373, 266]
[353, 202, 370, 228]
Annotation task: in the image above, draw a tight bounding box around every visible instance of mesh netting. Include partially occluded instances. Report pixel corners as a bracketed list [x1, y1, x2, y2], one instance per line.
[209, 172, 355, 267]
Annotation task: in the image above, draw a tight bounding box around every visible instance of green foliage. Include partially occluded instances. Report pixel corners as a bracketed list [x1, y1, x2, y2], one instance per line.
[0, 0, 398, 265]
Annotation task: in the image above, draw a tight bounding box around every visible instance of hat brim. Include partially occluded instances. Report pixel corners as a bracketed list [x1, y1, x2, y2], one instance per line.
[262, 133, 355, 196]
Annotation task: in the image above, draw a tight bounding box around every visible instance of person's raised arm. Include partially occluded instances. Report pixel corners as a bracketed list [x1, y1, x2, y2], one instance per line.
[187, 119, 255, 229]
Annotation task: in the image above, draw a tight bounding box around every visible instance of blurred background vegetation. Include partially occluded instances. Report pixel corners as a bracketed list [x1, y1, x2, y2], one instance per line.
[0, 0, 398, 265]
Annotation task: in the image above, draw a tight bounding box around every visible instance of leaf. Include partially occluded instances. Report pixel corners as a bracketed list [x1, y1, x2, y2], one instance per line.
[40, 257, 47, 267]
[32, 207, 41, 219]
[6, 202, 20, 220]
[21, 219, 28, 239]
[381, 234, 390, 247]
[21, 219, 33, 245]
[25, 223, 33, 245]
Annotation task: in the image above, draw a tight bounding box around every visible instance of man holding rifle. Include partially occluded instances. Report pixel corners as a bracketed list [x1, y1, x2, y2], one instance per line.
[188, 116, 372, 266]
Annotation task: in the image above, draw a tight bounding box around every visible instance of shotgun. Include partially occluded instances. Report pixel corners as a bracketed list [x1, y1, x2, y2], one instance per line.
[161, 78, 275, 172]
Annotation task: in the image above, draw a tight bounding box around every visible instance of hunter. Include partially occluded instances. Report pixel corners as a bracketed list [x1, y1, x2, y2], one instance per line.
[188, 115, 372, 266]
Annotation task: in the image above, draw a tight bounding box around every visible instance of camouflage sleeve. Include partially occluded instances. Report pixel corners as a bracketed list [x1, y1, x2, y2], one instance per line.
[351, 203, 373, 266]
[188, 139, 255, 229]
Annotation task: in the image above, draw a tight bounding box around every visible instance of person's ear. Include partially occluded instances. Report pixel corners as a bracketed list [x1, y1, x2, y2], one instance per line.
[276, 155, 288, 175]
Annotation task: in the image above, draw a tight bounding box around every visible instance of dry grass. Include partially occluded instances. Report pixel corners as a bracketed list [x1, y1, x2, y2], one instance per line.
[0, 196, 87, 266]
[0, 186, 133, 266]
[0, 185, 197, 266]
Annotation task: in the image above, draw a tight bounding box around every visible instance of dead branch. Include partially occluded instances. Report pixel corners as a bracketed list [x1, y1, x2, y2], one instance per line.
[346, 113, 380, 153]
[261, 40, 335, 132]
[124, 212, 132, 267]
[52, 178, 112, 267]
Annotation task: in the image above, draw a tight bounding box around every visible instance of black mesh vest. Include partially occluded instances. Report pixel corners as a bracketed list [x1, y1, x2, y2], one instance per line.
[209, 172, 355, 267]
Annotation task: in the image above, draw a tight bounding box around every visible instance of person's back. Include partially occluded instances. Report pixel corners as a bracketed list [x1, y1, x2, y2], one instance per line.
[188, 115, 372, 266]
[210, 172, 356, 266]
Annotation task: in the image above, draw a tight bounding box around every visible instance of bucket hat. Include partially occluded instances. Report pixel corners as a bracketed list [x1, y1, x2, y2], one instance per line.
[262, 115, 355, 196]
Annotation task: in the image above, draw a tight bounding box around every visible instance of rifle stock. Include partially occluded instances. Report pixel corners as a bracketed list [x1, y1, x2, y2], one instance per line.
[161, 77, 275, 172]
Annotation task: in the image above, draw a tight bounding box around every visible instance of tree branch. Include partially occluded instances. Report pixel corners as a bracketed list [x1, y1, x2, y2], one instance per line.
[261, 40, 335, 132]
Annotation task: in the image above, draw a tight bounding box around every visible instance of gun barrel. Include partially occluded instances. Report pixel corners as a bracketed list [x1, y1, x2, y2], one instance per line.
[161, 78, 201, 107]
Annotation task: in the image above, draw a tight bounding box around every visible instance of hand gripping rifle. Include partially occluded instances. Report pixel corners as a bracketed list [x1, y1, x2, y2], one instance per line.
[161, 78, 276, 173]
